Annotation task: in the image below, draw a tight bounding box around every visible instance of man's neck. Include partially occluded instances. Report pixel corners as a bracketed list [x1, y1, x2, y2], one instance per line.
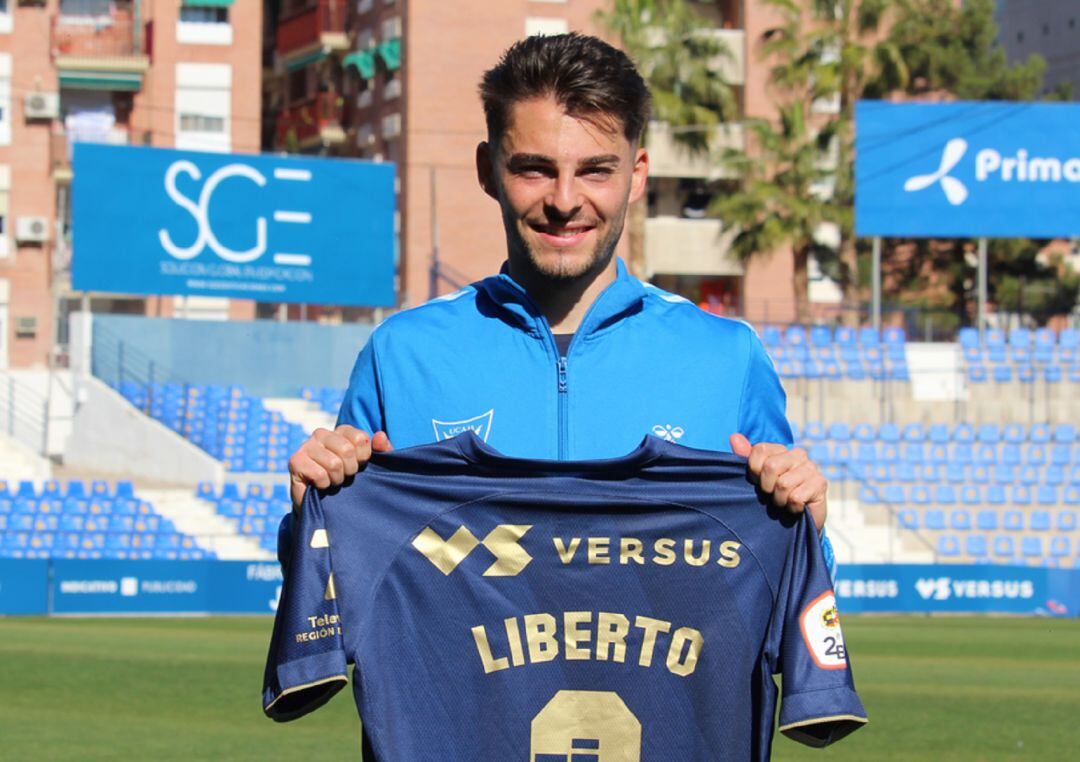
[507, 256, 618, 334]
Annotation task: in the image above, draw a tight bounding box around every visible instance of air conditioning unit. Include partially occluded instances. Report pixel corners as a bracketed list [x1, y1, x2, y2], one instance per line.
[15, 216, 50, 243]
[382, 16, 402, 40]
[24, 92, 60, 120]
[14, 316, 37, 338]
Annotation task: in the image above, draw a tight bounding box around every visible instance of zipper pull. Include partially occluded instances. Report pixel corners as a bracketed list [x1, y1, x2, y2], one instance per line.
[558, 357, 568, 393]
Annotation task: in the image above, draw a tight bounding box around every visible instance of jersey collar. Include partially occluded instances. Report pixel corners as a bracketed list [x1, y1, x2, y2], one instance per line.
[475, 257, 646, 339]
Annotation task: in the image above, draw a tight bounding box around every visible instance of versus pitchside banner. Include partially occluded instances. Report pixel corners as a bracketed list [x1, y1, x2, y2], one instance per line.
[855, 101, 1080, 237]
[72, 144, 396, 306]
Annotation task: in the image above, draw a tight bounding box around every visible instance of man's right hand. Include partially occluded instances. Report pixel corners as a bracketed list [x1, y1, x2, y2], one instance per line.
[288, 426, 393, 507]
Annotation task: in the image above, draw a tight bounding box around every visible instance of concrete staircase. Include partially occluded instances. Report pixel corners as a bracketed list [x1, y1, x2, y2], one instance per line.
[139, 488, 273, 561]
[263, 397, 336, 435]
[0, 431, 52, 483]
[827, 497, 936, 565]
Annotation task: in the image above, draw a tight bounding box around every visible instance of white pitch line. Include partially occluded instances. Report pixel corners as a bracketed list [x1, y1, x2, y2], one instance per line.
[273, 211, 312, 224]
[273, 253, 312, 266]
[274, 168, 311, 182]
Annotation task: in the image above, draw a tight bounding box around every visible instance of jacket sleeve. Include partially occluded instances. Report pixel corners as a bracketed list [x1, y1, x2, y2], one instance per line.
[736, 326, 794, 448]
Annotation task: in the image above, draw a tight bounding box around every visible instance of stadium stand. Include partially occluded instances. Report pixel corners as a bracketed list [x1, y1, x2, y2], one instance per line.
[761, 325, 910, 381]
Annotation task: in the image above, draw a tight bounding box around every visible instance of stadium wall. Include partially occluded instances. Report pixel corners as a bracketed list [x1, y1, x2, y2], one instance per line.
[1, 561, 1077, 616]
[80, 314, 375, 398]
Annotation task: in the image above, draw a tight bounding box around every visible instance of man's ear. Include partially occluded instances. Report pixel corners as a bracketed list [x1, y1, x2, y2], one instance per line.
[628, 146, 649, 204]
[476, 141, 499, 200]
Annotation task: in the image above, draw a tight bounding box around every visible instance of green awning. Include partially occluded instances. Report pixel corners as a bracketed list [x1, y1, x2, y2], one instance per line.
[344, 50, 376, 79]
[59, 71, 143, 92]
[377, 37, 401, 72]
[182, 0, 235, 7]
[285, 48, 328, 73]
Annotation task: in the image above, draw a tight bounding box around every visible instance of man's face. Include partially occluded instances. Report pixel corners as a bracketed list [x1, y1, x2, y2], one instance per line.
[478, 95, 648, 283]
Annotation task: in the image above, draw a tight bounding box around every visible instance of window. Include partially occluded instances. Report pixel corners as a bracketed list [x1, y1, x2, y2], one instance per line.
[180, 6, 228, 23]
[179, 113, 225, 132]
[525, 17, 568, 37]
[0, 0, 11, 35]
[59, 0, 113, 19]
[0, 55, 10, 147]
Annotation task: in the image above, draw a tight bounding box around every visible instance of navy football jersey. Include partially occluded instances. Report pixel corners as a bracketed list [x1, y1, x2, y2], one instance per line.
[263, 433, 866, 760]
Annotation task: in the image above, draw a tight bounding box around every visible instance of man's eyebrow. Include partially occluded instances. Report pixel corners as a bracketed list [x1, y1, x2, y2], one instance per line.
[579, 154, 621, 167]
[505, 153, 622, 167]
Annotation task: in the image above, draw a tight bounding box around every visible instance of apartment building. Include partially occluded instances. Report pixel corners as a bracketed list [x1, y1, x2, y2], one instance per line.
[262, 0, 803, 321]
[0, 0, 261, 369]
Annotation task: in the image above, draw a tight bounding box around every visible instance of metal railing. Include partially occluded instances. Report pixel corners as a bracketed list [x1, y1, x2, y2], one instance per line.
[51, 9, 145, 60]
[276, 0, 348, 52]
[0, 372, 50, 456]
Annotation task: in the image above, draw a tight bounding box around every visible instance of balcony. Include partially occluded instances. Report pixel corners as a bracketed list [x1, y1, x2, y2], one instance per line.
[276, 92, 345, 150]
[277, 0, 348, 57]
[51, 10, 150, 84]
[643, 217, 742, 278]
[710, 28, 745, 86]
[646, 121, 744, 180]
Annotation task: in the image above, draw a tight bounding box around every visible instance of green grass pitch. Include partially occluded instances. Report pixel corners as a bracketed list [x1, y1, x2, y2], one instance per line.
[1, 615, 1077, 760]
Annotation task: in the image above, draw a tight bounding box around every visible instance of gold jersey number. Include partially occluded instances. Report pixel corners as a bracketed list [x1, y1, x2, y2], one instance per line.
[530, 690, 642, 761]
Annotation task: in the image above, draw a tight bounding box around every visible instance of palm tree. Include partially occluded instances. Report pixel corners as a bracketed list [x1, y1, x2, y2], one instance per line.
[710, 101, 840, 322]
[595, 0, 738, 278]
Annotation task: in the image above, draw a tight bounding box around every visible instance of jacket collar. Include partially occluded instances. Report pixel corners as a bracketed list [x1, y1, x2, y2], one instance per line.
[475, 258, 646, 338]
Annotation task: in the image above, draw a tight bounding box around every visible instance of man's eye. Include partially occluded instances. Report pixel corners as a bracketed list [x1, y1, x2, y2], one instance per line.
[583, 167, 614, 177]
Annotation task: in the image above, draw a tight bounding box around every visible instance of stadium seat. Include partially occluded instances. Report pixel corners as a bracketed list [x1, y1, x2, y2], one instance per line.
[935, 486, 957, 505]
[1050, 537, 1071, 558]
[970, 465, 990, 484]
[196, 482, 216, 500]
[1003, 510, 1023, 531]
[1001, 445, 1021, 466]
[883, 485, 905, 505]
[1010, 486, 1033, 505]
[976, 424, 1001, 444]
[1036, 486, 1058, 506]
[992, 535, 1015, 558]
[1058, 511, 1078, 531]
[910, 485, 931, 505]
[937, 534, 959, 557]
[1030, 424, 1050, 444]
[857, 485, 880, 504]
[950, 509, 971, 530]
[897, 510, 918, 529]
[1021, 537, 1043, 558]
[925, 510, 946, 530]
[802, 422, 825, 441]
[1030, 511, 1051, 531]
[1046, 466, 1065, 486]
[953, 423, 975, 443]
[976, 510, 998, 531]
[115, 481, 135, 499]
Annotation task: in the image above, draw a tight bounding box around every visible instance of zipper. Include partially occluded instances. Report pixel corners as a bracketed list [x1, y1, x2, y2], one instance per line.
[557, 356, 569, 460]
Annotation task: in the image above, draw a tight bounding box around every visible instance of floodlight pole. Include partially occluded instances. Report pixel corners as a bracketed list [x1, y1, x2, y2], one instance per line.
[977, 237, 988, 342]
[871, 237, 882, 333]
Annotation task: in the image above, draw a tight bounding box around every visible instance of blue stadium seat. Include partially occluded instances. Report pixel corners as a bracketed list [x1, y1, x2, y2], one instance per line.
[220, 483, 242, 501]
[925, 510, 946, 530]
[974, 444, 996, 466]
[1043, 366, 1062, 383]
[928, 424, 950, 444]
[91, 480, 110, 497]
[902, 443, 925, 464]
[878, 423, 901, 443]
[895, 463, 917, 483]
[115, 481, 135, 499]
[1030, 511, 1051, 531]
[1010, 485, 1033, 505]
[1019, 466, 1040, 486]
[976, 510, 998, 531]
[935, 486, 957, 505]
[910, 485, 931, 505]
[1050, 537, 1071, 559]
[827, 422, 851, 441]
[809, 325, 832, 346]
[1053, 424, 1077, 444]
[986, 329, 1006, 347]
[992, 535, 1015, 558]
[1046, 466, 1066, 486]
[1037, 486, 1058, 506]
[992, 365, 1012, 383]
[858, 485, 881, 504]
[937, 535, 959, 557]
[965, 535, 988, 558]
[1021, 537, 1043, 558]
[970, 465, 990, 484]
[988, 345, 1007, 364]
[958, 327, 979, 348]
[852, 423, 875, 442]
[802, 422, 825, 441]
[1003, 510, 1023, 531]
[950, 509, 971, 530]
[994, 465, 1016, 485]
[65, 481, 87, 499]
[897, 510, 918, 529]
[901, 423, 926, 442]
[953, 423, 975, 443]
[1016, 365, 1035, 383]
[1029, 424, 1050, 444]
[977, 424, 1001, 444]
[883, 484, 905, 505]
[1058, 511, 1078, 531]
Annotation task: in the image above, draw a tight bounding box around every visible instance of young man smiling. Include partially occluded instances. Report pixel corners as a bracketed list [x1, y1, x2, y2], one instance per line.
[284, 33, 831, 559]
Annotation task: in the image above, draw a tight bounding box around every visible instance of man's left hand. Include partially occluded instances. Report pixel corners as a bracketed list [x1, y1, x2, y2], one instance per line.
[730, 434, 828, 533]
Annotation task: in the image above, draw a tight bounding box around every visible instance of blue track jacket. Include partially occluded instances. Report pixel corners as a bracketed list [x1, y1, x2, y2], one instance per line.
[282, 259, 833, 570]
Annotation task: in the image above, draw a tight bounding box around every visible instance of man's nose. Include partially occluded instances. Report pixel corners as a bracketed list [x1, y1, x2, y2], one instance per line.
[545, 173, 582, 217]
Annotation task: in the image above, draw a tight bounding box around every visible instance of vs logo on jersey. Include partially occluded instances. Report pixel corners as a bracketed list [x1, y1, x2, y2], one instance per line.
[432, 409, 494, 442]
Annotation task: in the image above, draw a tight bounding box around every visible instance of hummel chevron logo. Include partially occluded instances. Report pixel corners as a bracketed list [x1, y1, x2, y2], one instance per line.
[412, 524, 533, 576]
[903, 138, 969, 206]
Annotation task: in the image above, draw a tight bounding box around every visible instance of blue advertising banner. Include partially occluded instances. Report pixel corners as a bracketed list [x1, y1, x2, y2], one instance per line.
[855, 101, 1080, 237]
[836, 564, 1080, 616]
[72, 144, 396, 306]
[0, 558, 49, 615]
[50, 559, 282, 615]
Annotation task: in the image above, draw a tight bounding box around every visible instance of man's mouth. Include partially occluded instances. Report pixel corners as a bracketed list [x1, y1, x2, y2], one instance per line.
[528, 223, 596, 247]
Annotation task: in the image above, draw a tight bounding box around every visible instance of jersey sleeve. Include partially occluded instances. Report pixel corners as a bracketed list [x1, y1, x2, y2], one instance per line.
[336, 336, 386, 432]
[263, 487, 349, 722]
[736, 327, 794, 448]
[769, 512, 867, 747]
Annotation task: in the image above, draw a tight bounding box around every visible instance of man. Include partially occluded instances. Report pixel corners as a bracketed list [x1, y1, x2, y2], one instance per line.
[284, 33, 829, 555]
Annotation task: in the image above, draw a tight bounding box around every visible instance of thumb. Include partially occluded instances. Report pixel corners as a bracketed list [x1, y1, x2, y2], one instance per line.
[729, 433, 752, 458]
[372, 430, 394, 452]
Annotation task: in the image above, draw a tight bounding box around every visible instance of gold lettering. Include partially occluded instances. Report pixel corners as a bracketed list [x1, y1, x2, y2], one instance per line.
[619, 538, 644, 565]
[595, 612, 629, 663]
[471, 625, 509, 674]
[504, 617, 525, 667]
[634, 615, 672, 667]
[587, 537, 611, 564]
[553, 537, 581, 564]
[666, 627, 704, 676]
[653, 538, 677, 566]
[717, 540, 742, 568]
[563, 611, 592, 660]
[684, 539, 711, 567]
[524, 613, 559, 663]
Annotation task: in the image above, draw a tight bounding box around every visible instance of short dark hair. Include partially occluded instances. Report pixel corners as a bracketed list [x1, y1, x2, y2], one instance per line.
[479, 33, 652, 146]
